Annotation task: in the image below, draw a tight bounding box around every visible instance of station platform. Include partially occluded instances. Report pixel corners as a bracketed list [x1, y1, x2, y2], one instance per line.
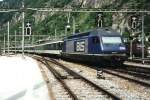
[0, 55, 50, 100]
[127, 57, 150, 65]
[124, 61, 150, 69]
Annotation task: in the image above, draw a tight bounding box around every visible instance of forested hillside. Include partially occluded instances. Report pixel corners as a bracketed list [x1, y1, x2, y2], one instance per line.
[0, 0, 150, 40]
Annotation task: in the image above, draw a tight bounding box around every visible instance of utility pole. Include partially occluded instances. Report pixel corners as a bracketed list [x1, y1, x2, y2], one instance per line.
[22, 1, 25, 57]
[7, 21, 10, 55]
[141, 13, 145, 64]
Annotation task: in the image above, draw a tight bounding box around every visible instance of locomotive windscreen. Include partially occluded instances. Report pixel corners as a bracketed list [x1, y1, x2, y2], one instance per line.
[102, 37, 122, 44]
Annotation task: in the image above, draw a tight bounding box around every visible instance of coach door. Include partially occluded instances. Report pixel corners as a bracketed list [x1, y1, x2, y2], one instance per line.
[90, 36, 101, 54]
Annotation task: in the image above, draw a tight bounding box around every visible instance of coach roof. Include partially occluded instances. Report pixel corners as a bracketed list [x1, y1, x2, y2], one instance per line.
[65, 28, 120, 40]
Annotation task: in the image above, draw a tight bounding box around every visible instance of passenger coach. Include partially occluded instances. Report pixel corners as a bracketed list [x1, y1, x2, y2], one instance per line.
[25, 40, 63, 56]
[62, 28, 127, 64]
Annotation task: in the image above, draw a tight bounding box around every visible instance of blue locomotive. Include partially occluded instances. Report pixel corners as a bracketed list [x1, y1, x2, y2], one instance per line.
[62, 28, 127, 64]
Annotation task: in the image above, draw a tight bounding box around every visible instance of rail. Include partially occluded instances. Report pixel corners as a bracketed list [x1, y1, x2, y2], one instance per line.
[35, 57, 78, 100]
[45, 57, 121, 100]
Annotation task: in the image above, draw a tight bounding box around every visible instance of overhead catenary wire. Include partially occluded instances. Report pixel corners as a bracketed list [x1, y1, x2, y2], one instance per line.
[0, 8, 150, 13]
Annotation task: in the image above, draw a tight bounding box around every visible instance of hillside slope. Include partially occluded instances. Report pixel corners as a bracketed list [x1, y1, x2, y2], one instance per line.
[0, 0, 150, 42]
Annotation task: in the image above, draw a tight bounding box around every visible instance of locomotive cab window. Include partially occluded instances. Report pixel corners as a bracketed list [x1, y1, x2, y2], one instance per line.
[102, 37, 122, 44]
[92, 36, 100, 44]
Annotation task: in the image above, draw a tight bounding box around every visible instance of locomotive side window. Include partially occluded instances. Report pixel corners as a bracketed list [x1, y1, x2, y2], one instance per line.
[92, 36, 100, 44]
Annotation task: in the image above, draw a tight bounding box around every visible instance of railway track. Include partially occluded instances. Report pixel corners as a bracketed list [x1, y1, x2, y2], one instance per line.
[103, 68, 150, 87]
[55, 57, 150, 87]
[123, 64, 150, 75]
[34, 56, 77, 100]
[34, 56, 121, 100]
[110, 68, 150, 79]
[66, 59, 150, 87]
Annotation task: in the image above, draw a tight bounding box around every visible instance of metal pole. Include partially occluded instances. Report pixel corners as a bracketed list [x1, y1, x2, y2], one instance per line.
[141, 13, 145, 63]
[101, 20, 103, 28]
[7, 21, 9, 55]
[3, 33, 5, 55]
[29, 35, 31, 45]
[130, 36, 133, 59]
[22, 1, 25, 57]
[15, 30, 16, 54]
[55, 28, 57, 39]
[38, 34, 40, 44]
[32, 35, 34, 45]
[72, 16, 75, 34]
[65, 26, 67, 36]
[67, 12, 70, 24]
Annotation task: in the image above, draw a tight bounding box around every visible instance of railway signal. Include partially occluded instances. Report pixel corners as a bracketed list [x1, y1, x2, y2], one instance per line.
[26, 22, 31, 35]
[131, 16, 137, 29]
[66, 24, 71, 31]
[65, 24, 71, 36]
[128, 15, 138, 59]
[131, 16, 138, 30]
[96, 12, 103, 28]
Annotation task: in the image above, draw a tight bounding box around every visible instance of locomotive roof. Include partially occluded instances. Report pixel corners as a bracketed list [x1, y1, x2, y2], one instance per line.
[66, 28, 120, 39]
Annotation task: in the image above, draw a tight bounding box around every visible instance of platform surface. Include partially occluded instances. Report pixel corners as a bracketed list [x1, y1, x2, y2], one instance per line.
[124, 61, 150, 68]
[0, 55, 50, 100]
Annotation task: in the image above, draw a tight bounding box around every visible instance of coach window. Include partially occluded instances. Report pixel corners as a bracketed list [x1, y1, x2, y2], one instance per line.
[92, 36, 100, 44]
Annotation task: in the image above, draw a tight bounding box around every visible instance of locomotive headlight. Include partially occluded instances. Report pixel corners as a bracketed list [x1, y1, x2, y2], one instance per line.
[119, 47, 126, 50]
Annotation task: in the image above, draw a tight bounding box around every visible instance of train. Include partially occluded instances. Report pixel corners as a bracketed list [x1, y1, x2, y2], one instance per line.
[14, 40, 63, 57]
[8, 28, 127, 65]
